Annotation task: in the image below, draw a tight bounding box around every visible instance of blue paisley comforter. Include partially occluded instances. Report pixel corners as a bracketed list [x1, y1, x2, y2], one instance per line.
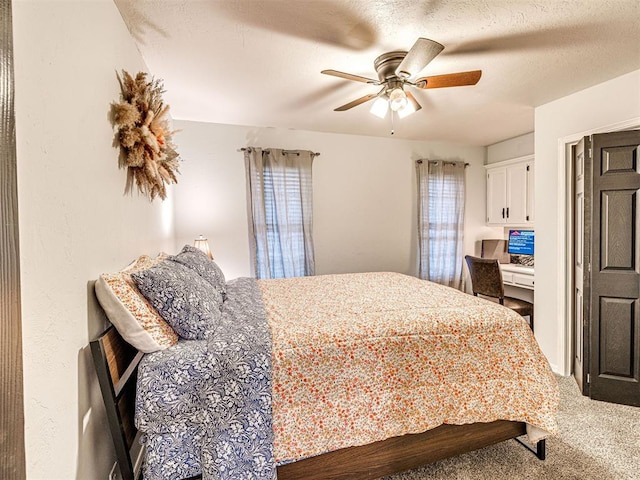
[135, 277, 276, 480]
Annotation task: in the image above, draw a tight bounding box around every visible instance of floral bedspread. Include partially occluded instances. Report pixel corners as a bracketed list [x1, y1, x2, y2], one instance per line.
[259, 272, 558, 463]
[136, 277, 276, 480]
[136, 272, 558, 478]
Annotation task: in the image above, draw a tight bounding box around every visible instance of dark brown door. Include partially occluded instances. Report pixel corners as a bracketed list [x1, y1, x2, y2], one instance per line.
[587, 130, 640, 407]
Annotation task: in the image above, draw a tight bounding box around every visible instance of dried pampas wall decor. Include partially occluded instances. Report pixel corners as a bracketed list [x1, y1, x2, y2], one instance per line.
[112, 70, 181, 201]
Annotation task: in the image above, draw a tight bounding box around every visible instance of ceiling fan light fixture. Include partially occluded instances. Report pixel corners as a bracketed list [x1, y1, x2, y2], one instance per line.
[398, 91, 422, 119]
[389, 87, 408, 111]
[397, 100, 417, 119]
[370, 96, 389, 118]
[323, 37, 481, 117]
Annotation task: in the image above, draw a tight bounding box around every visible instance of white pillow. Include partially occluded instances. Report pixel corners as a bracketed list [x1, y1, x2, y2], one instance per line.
[95, 255, 178, 353]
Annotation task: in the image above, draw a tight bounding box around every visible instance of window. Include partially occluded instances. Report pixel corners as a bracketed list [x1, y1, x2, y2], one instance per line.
[245, 148, 316, 279]
[260, 166, 309, 278]
[417, 160, 466, 289]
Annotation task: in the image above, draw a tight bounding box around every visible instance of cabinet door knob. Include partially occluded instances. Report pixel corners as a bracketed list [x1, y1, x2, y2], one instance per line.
[502, 208, 505, 218]
[506, 207, 510, 218]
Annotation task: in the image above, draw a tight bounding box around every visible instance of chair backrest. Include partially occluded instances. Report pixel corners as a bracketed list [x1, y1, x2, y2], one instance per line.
[465, 255, 505, 300]
[480, 239, 510, 264]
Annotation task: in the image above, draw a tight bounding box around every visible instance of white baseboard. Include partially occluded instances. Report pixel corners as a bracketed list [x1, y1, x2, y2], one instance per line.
[549, 363, 563, 375]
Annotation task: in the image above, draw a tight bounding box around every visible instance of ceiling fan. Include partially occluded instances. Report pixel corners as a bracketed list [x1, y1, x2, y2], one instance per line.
[322, 38, 482, 119]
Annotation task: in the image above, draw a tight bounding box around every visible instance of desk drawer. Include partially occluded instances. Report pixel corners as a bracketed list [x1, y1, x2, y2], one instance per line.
[513, 273, 534, 288]
[502, 272, 515, 284]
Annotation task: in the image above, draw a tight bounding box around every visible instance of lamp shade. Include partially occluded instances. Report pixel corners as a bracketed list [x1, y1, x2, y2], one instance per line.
[194, 235, 213, 259]
[398, 91, 422, 119]
[370, 96, 389, 119]
[388, 88, 408, 111]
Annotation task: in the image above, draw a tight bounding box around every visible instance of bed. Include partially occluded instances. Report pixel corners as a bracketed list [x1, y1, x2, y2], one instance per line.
[90, 250, 557, 480]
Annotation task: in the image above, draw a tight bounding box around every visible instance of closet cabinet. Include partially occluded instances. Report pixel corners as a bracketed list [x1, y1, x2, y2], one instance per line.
[485, 155, 534, 226]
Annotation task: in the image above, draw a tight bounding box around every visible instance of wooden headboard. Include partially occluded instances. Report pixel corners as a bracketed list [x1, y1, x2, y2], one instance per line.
[90, 326, 144, 480]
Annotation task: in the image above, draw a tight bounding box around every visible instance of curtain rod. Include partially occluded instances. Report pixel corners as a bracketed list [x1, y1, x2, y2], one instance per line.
[416, 159, 469, 167]
[240, 147, 320, 157]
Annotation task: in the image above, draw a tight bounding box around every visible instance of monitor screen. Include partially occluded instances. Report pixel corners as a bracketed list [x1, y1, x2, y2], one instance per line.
[508, 230, 535, 255]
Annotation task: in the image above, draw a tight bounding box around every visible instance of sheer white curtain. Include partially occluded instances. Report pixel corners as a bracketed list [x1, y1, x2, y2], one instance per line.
[245, 147, 316, 279]
[417, 159, 466, 289]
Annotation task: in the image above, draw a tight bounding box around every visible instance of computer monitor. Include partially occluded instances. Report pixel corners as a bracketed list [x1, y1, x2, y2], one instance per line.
[508, 229, 535, 255]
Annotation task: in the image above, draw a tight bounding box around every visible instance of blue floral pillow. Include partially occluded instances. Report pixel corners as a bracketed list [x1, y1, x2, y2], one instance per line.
[170, 245, 227, 300]
[132, 260, 222, 340]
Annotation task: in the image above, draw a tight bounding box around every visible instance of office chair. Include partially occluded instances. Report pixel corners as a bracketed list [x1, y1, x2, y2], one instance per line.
[464, 255, 534, 331]
[480, 239, 510, 264]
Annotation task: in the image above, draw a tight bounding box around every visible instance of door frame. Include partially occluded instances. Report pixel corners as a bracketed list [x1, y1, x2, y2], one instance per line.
[558, 117, 640, 376]
[1, 0, 27, 477]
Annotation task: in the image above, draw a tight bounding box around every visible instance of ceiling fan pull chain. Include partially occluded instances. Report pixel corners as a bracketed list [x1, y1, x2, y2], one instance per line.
[390, 110, 395, 135]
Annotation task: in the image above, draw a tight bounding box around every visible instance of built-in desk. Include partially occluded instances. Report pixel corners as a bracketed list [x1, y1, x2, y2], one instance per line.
[500, 264, 534, 290]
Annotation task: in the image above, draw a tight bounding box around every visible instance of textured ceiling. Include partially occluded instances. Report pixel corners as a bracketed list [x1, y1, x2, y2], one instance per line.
[115, 0, 640, 146]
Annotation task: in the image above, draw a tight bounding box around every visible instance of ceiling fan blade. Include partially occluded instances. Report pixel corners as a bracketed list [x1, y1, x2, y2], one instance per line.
[321, 69, 379, 84]
[334, 93, 378, 111]
[415, 70, 482, 89]
[395, 38, 444, 79]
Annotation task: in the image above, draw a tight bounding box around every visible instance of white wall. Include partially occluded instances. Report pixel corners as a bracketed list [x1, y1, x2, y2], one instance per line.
[172, 120, 494, 286]
[534, 69, 640, 374]
[13, 1, 175, 478]
[486, 132, 534, 164]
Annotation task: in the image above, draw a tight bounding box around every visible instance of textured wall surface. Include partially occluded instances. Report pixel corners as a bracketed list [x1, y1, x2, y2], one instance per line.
[171, 120, 499, 284]
[13, 1, 175, 478]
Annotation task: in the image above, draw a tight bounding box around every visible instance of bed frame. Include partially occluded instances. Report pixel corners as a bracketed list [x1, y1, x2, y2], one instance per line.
[90, 325, 545, 480]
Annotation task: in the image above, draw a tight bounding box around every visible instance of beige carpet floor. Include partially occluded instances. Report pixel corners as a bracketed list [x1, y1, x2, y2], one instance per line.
[384, 375, 639, 480]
